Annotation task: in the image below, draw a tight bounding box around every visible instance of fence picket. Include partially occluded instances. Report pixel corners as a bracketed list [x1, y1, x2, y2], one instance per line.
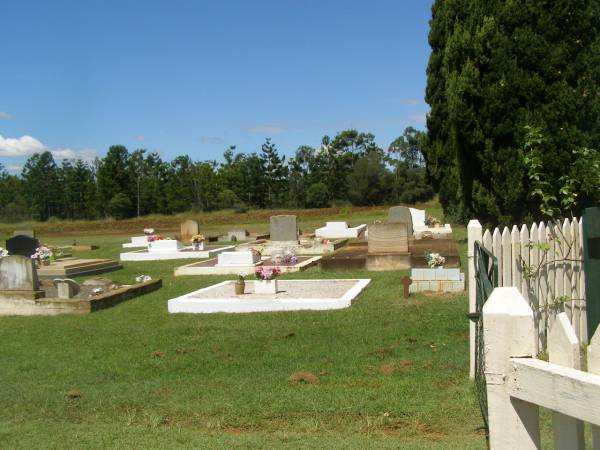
[520, 224, 530, 304]
[538, 222, 549, 347]
[511, 226, 521, 293]
[563, 219, 578, 339]
[547, 221, 557, 323]
[576, 217, 589, 342]
[502, 227, 512, 286]
[530, 222, 541, 349]
[493, 228, 503, 285]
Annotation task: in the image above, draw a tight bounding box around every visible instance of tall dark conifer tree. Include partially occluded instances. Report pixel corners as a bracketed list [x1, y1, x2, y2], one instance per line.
[424, 0, 600, 224]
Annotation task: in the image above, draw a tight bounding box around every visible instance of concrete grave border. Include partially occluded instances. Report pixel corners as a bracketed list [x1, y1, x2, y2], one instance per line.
[168, 278, 371, 313]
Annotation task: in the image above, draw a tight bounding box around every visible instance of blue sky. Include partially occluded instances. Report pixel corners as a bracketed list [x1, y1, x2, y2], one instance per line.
[0, 0, 433, 173]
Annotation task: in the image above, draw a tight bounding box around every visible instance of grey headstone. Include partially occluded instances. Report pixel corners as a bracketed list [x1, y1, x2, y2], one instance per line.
[0, 255, 40, 290]
[180, 220, 199, 241]
[12, 230, 36, 238]
[387, 206, 414, 235]
[5, 235, 40, 258]
[270, 215, 298, 242]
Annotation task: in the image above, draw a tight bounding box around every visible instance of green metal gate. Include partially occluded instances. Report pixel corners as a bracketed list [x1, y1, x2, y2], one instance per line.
[469, 241, 498, 441]
[583, 207, 600, 338]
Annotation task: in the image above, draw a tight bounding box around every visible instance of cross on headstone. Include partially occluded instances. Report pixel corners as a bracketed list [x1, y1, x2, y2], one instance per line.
[401, 275, 412, 298]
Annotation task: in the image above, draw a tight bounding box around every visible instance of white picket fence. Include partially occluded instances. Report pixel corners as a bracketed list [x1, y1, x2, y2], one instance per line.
[484, 287, 600, 450]
[468, 217, 587, 376]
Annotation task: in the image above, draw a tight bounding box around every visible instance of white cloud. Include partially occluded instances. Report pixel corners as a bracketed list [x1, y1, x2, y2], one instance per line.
[247, 124, 286, 134]
[0, 111, 13, 120]
[78, 148, 99, 162]
[51, 149, 77, 160]
[0, 134, 97, 161]
[135, 135, 145, 142]
[199, 136, 225, 145]
[0, 135, 46, 156]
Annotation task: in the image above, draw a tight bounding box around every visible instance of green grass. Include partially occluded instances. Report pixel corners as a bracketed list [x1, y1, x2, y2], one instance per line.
[0, 208, 485, 449]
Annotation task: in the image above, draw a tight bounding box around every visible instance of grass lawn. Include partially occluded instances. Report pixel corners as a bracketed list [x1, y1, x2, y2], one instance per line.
[0, 206, 486, 449]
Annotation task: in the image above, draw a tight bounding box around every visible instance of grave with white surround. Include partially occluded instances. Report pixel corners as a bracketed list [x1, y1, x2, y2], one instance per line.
[0, 255, 161, 315]
[235, 215, 347, 256]
[409, 267, 465, 293]
[315, 222, 367, 239]
[168, 278, 370, 313]
[120, 238, 234, 261]
[174, 249, 321, 276]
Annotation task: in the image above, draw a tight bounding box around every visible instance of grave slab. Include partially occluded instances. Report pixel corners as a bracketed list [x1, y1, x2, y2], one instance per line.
[168, 279, 370, 313]
[122, 236, 149, 248]
[174, 255, 321, 276]
[120, 244, 234, 261]
[315, 222, 367, 239]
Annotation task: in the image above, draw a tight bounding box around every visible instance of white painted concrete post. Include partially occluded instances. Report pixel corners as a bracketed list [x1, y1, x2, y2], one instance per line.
[468, 219, 482, 379]
[483, 287, 540, 449]
[548, 313, 584, 450]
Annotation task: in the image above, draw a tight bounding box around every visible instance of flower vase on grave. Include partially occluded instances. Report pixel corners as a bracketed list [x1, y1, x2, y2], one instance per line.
[235, 280, 245, 295]
[42, 259, 50, 266]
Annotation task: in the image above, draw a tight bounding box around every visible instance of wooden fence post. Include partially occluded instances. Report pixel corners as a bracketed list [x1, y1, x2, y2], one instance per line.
[483, 287, 540, 449]
[548, 313, 585, 450]
[588, 328, 600, 449]
[468, 219, 482, 379]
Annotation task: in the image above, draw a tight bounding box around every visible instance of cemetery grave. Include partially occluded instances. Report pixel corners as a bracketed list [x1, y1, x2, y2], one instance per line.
[236, 215, 347, 255]
[314, 221, 367, 239]
[6, 233, 120, 277]
[120, 238, 234, 261]
[174, 249, 321, 275]
[36, 257, 122, 277]
[320, 205, 460, 272]
[0, 255, 161, 315]
[168, 278, 371, 313]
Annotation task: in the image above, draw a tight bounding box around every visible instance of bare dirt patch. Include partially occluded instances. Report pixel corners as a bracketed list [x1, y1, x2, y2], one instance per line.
[289, 371, 320, 385]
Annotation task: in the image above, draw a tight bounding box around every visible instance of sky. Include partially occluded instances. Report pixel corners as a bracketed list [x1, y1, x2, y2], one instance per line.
[0, 0, 434, 173]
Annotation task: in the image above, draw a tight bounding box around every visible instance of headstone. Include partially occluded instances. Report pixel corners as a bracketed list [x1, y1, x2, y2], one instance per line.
[53, 279, 80, 299]
[270, 215, 298, 242]
[387, 206, 414, 235]
[368, 223, 409, 254]
[5, 235, 40, 258]
[402, 276, 412, 298]
[12, 230, 35, 238]
[409, 208, 426, 228]
[0, 255, 40, 290]
[180, 220, 199, 242]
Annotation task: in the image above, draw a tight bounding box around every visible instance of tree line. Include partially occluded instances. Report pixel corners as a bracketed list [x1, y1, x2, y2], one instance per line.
[0, 128, 433, 222]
